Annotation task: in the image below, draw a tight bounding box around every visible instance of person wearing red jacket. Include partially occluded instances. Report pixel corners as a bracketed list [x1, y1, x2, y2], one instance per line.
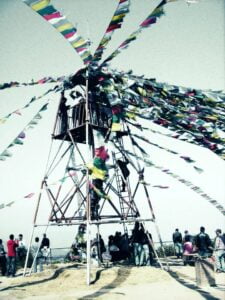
[6, 234, 18, 277]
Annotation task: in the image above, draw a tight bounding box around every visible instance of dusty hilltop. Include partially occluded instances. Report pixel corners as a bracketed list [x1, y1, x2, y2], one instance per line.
[0, 260, 224, 300]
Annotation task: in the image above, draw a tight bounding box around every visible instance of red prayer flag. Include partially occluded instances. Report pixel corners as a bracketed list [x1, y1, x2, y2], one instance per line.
[106, 24, 121, 33]
[43, 12, 62, 21]
[140, 17, 157, 27]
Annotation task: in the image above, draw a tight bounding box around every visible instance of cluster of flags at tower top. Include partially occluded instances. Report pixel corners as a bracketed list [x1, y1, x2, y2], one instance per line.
[23, 0, 180, 67]
[22, 0, 201, 68]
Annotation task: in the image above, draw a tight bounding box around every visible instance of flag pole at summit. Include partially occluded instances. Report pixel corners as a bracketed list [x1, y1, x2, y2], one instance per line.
[85, 21, 92, 285]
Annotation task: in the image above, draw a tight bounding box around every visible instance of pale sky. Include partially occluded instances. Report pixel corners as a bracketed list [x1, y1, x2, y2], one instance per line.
[0, 0, 224, 248]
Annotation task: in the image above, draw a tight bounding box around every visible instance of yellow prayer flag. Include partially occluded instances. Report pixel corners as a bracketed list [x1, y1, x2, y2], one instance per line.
[161, 90, 168, 97]
[57, 23, 74, 32]
[126, 107, 138, 120]
[112, 14, 125, 21]
[205, 115, 218, 121]
[175, 113, 184, 118]
[72, 38, 87, 48]
[137, 87, 147, 97]
[211, 133, 220, 139]
[126, 112, 137, 120]
[31, 0, 50, 11]
[111, 123, 122, 132]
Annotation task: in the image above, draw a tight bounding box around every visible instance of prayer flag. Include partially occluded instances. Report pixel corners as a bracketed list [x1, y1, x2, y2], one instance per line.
[30, 0, 50, 11]
[24, 192, 35, 198]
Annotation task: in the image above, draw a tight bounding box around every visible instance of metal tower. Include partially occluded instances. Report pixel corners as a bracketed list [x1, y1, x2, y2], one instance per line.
[23, 68, 167, 284]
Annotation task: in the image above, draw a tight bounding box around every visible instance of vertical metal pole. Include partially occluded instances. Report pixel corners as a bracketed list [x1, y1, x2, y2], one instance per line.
[23, 225, 35, 276]
[23, 180, 45, 276]
[85, 61, 91, 285]
[143, 184, 169, 270]
[97, 224, 101, 267]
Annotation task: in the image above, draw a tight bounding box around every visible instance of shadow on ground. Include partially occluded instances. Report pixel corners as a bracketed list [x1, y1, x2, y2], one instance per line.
[0, 264, 78, 292]
[168, 269, 220, 300]
[78, 266, 132, 299]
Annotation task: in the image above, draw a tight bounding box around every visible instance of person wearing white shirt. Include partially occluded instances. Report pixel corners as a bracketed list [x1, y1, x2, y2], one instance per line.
[214, 229, 225, 273]
[16, 234, 27, 267]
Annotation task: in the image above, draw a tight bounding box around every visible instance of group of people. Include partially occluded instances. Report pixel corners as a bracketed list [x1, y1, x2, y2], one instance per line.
[0, 233, 50, 277]
[68, 222, 155, 267]
[172, 227, 225, 272]
[1, 225, 224, 277]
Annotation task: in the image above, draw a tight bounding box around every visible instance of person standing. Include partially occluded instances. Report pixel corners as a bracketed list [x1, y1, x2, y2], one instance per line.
[183, 235, 194, 266]
[0, 239, 7, 276]
[172, 229, 183, 258]
[31, 237, 43, 273]
[195, 226, 212, 257]
[183, 230, 192, 243]
[17, 234, 27, 267]
[6, 234, 18, 277]
[40, 234, 50, 249]
[213, 229, 225, 272]
[131, 222, 143, 266]
[139, 224, 150, 266]
[40, 234, 50, 264]
[97, 234, 106, 263]
[59, 91, 69, 134]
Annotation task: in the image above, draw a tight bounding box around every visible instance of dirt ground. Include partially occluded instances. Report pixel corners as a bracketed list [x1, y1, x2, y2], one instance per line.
[0, 259, 224, 300]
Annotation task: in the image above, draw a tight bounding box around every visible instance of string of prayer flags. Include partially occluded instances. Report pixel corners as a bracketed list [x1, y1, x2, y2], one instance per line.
[129, 134, 148, 156]
[0, 102, 49, 162]
[152, 185, 169, 189]
[124, 149, 225, 216]
[102, 0, 178, 65]
[0, 168, 85, 210]
[83, 65, 225, 160]
[0, 86, 56, 126]
[23, 0, 92, 65]
[0, 150, 13, 161]
[112, 69, 225, 160]
[131, 132, 203, 171]
[0, 75, 65, 90]
[0, 191, 37, 210]
[92, 0, 130, 64]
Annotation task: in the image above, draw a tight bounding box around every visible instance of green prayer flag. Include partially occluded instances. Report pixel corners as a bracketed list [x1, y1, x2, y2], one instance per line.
[2, 150, 12, 157]
[14, 138, 24, 145]
[40, 103, 49, 111]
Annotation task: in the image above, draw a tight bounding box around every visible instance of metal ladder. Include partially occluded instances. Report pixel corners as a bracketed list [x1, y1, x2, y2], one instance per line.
[112, 138, 140, 229]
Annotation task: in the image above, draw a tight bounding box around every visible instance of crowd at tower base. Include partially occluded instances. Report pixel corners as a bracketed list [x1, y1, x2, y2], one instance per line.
[0, 224, 225, 277]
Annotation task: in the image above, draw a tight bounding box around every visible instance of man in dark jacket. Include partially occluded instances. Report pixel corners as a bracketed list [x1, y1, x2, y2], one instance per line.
[195, 226, 212, 257]
[172, 229, 183, 258]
